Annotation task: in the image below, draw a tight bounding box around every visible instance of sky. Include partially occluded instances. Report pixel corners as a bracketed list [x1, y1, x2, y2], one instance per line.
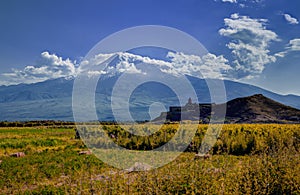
[0, 0, 300, 95]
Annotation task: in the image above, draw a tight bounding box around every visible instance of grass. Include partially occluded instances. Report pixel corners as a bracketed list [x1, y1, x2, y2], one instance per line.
[0, 124, 299, 194]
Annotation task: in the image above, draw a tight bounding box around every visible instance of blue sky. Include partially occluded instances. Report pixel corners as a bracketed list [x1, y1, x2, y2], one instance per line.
[0, 0, 300, 95]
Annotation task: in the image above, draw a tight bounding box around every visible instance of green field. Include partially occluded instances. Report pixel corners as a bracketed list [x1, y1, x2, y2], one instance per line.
[0, 124, 299, 194]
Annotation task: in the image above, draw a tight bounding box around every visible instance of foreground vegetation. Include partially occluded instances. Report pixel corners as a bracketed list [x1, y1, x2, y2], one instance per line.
[0, 124, 299, 194]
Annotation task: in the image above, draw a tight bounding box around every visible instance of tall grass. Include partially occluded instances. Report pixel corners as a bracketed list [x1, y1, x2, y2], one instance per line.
[0, 124, 299, 194]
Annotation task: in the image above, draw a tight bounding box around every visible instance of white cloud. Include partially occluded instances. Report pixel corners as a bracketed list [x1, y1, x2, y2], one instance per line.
[86, 70, 107, 77]
[117, 52, 171, 68]
[219, 13, 279, 78]
[1, 50, 233, 86]
[81, 51, 232, 79]
[166, 52, 232, 79]
[222, 0, 237, 3]
[239, 3, 245, 8]
[275, 38, 300, 58]
[218, 0, 264, 7]
[274, 51, 287, 58]
[283, 14, 299, 25]
[115, 61, 142, 74]
[230, 13, 239, 19]
[288, 38, 300, 51]
[0, 51, 77, 85]
[80, 52, 173, 77]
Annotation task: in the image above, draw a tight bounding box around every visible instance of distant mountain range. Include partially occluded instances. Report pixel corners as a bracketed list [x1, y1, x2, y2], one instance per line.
[0, 75, 300, 122]
[155, 94, 300, 124]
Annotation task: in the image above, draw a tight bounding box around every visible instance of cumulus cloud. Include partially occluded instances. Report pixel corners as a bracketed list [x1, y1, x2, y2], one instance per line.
[219, 13, 278, 78]
[0, 51, 77, 85]
[165, 52, 232, 78]
[283, 14, 299, 25]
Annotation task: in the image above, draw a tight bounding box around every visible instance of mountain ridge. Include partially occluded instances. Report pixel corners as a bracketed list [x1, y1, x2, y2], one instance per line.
[1, 76, 300, 121]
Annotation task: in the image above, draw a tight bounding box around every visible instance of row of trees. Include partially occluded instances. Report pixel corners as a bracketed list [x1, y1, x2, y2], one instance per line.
[75, 124, 300, 155]
[0, 120, 75, 127]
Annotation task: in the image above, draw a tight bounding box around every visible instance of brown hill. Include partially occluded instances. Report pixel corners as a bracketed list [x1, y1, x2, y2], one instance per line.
[225, 94, 300, 123]
[154, 94, 300, 124]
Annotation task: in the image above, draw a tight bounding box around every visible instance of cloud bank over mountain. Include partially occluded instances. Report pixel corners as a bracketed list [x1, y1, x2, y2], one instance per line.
[0, 52, 77, 86]
[81, 52, 232, 79]
[0, 12, 299, 89]
[0, 51, 232, 86]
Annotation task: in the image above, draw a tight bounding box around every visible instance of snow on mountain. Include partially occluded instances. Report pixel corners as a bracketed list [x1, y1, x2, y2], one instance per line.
[1, 52, 299, 121]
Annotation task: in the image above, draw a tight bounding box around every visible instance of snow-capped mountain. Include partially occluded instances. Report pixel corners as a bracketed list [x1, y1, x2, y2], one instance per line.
[1, 74, 300, 121]
[1, 52, 300, 121]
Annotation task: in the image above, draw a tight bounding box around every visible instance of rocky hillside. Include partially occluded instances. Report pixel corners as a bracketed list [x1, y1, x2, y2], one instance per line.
[155, 94, 300, 124]
[225, 94, 300, 123]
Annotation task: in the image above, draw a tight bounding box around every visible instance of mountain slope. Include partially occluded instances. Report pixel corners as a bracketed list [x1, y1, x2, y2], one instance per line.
[0, 77, 73, 103]
[0, 76, 300, 121]
[225, 94, 300, 123]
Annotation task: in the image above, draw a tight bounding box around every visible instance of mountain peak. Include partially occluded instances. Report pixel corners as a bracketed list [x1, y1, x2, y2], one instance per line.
[250, 93, 264, 98]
